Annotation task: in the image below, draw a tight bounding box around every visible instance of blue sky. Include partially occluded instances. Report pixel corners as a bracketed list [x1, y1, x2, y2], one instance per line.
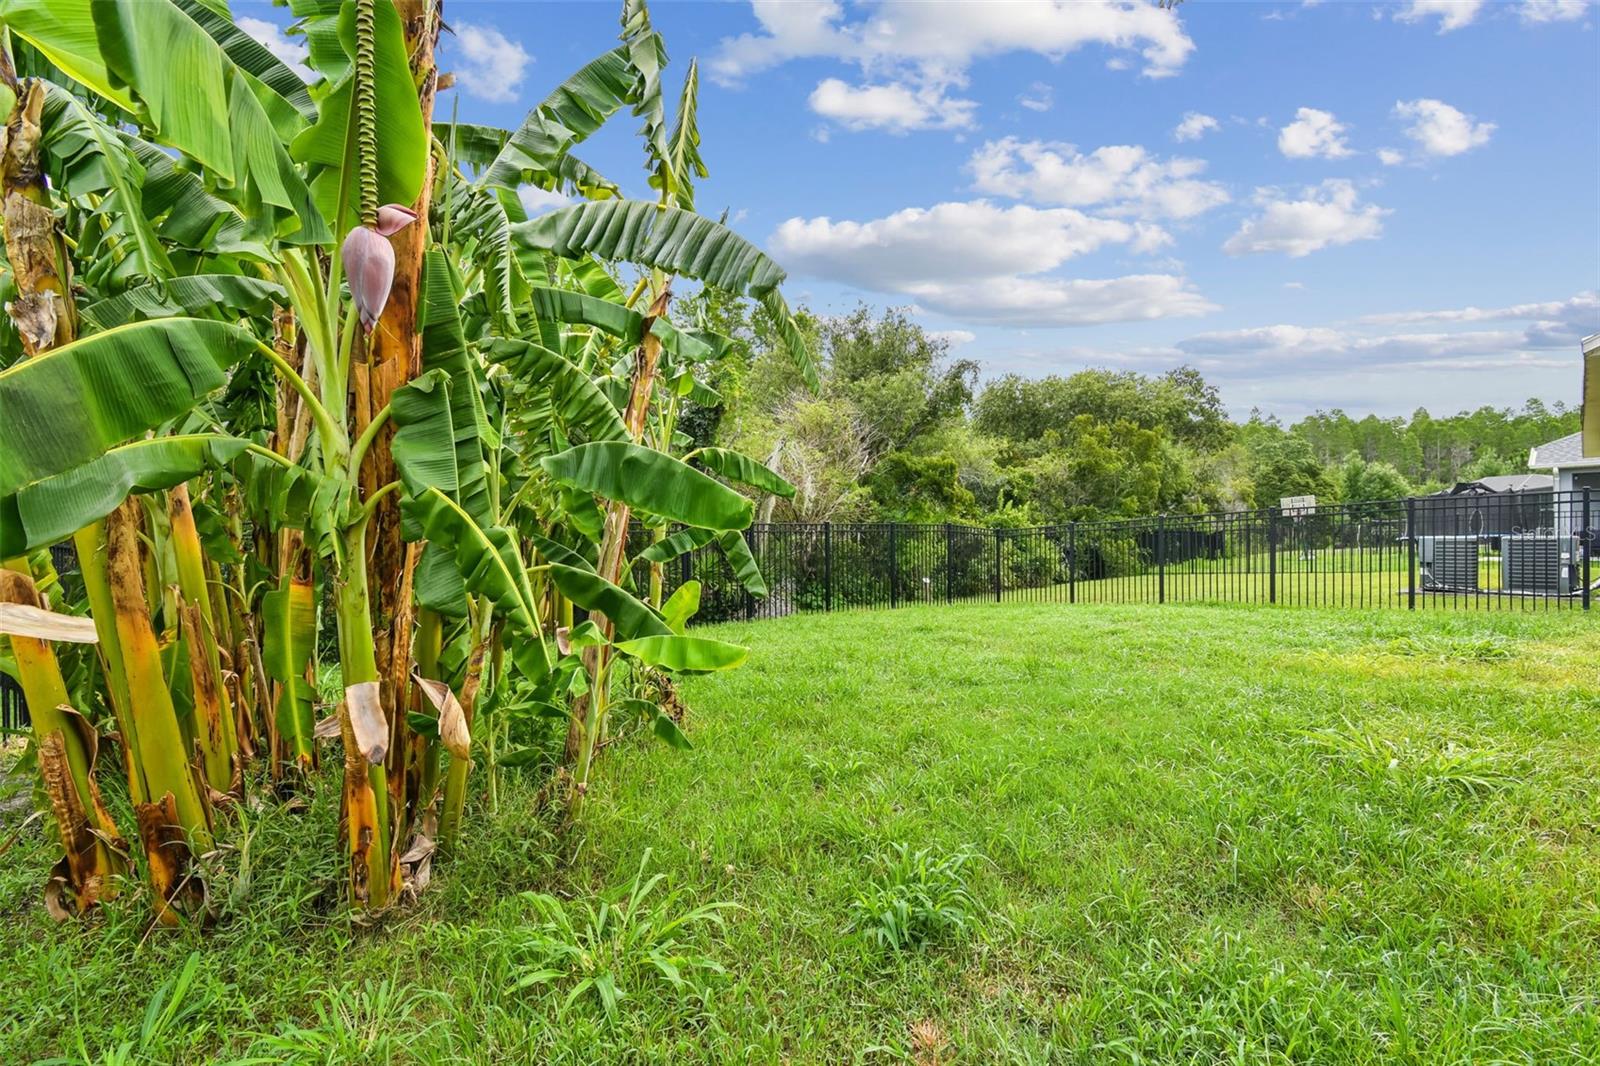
[243, 0, 1600, 420]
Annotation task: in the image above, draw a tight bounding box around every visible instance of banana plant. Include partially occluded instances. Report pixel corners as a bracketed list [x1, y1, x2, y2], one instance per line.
[0, 0, 816, 925]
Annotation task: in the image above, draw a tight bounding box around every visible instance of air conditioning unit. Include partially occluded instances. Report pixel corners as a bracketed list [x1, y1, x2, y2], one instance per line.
[1502, 535, 1568, 594]
[1418, 535, 1478, 590]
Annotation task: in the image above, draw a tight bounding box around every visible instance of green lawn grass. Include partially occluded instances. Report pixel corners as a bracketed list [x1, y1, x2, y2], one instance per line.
[2, 602, 1597, 1063]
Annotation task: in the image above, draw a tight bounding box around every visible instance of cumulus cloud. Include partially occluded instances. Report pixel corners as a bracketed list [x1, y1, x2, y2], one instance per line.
[518, 186, 571, 216]
[1395, 0, 1485, 32]
[917, 274, 1217, 326]
[454, 23, 531, 103]
[715, 1, 1192, 132]
[1277, 107, 1351, 160]
[1018, 82, 1054, 113]
[237, 17, 314, 82]
[1520, 0, 1591, 21]
[714, 0, 1194, 80]
[968, 138, 1229, 221]
[928, 329, 978, 347]
[809, 77, 976, 132]
[769, 200, 1215, 326]
[1393, 98, 1494, 157]
[1223, 180, 1388, 258]
[1173, 111, 1220, 142]
[771, 201, 1138, 287]
[1377, 147, 1407, 166]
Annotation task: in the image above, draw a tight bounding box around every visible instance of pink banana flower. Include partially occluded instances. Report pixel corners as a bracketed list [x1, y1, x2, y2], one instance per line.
[341, 204, 418, 331]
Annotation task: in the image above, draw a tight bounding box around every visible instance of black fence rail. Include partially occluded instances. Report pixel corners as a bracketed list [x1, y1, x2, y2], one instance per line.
[634, 489, 1596, 624]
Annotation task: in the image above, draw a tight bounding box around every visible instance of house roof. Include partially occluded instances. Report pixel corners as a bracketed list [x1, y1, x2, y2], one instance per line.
[1449, 473, 1553, 494]
[1529, 431, 1600, 469]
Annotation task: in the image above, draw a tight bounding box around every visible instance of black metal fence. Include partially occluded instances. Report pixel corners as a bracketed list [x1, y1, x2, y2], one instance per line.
[639, 489, 1596, 624]
[3, 491, 1593, 732]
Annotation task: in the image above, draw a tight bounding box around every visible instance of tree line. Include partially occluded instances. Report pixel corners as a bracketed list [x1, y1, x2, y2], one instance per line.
[693, 303, 1580, 526]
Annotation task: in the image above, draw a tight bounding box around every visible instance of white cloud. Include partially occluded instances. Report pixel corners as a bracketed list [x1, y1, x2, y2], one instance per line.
[809, 77, 975, 132]
[771, 201, 1137, 287]
[918, 274, 1216, 326]
[1223, 180, 1388, 258]
[1118, 291, 1598, 380]
[1001, 289, 1593, 415]
[1377, 147, 1407, 166]
[714, 0, 1194, 81]
[1018, 82, 1054, 113]
[929, 329, 978, 347]
[1395, 0, 1485, 32]
[1520, 0, 1591, 21]
[968, 138, 1229, 221]
[769, 200, 1215, 326]
[1393, 98, 1494, 157]
[1173, 112, 1220, 142]
[715, 1, 1192, 132]
[237, 17, 314, 82]
[1277, 107, 1351, 159]
[518, 186, 571, 216]
[454, 23, 531, 103]
[1359, 291, 1598, 332]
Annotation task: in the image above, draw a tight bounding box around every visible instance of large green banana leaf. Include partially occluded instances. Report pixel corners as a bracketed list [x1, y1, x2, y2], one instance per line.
[392, 251, 494, 531]
[0, 319, 256, 497]
[261, 576, 317, 764]
[512, 200, 817, 391]
[1, 0, 327, 243]
[437, 122, 509, 170]
[619, 0, 671, 203]
[480, 46, 631, 194]
[232, 449, 348, 547]
[403, 487, 540, 637]
[614, 634, 745, 673]
[547, 562, 669, 641]
[414, 543, 469, 620]
[636, 526, 718, 565]
[0, 435, 249, 556]
[488, 339, 628, 443]
[541, 442, 753, 532]
[446, 181, 527, 330]
[658, 58, 705, 211]
[174, 0, 317, 124]
[40, 84, 173, 285]
[289, 0, 426, 224]
[527, 287, 712, 362]
[692, 448, 795, 499]
[526, 529, 597, 573]
[718, 530, 768, 597]
[126, 136, 266, 258]
[81, 275, 285, 330]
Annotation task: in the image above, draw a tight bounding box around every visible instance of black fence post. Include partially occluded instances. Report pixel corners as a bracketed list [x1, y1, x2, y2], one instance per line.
[1583, 487, 1592, 611]
[744, 526, 757, 621]
[1405, 496, 1417, 611]
[1268, 507, 1278, 605]
[993, 527, 1002, 603]
[1068, 521, 1076, 605]
[1157, 513, 1166, 605]
[680, 532, 694, 588]
[888, 522, 899, 609]
[823, 522, 833, 613]
[944, 522, 954, 604]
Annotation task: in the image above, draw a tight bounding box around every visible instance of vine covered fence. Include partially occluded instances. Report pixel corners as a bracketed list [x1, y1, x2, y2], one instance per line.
[638, 489, 1596, 624]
